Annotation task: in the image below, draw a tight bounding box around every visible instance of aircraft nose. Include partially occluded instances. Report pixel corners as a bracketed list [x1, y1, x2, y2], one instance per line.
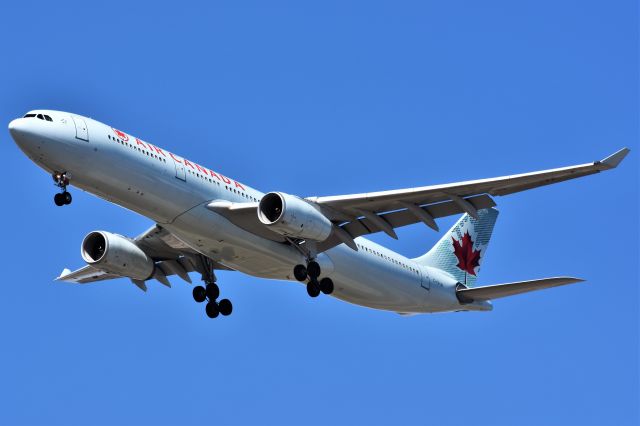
[8, 117, 38, 152]
[8, 118, 22, 137]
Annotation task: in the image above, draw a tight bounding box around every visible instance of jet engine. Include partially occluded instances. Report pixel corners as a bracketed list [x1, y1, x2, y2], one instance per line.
[81, 231, 154, 281]
[258, 192, 333, 241]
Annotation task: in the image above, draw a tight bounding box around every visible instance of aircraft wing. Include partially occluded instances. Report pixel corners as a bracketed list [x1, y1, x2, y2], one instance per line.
[56, 265, 121, 284]
[207, 148, 628, 253]
[56, 225, 231, 291]
[306, 148, 629, 251]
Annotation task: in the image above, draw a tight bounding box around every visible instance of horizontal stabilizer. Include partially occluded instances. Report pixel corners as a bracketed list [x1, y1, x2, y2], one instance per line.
[456, 277, 584, 302]
[600, 147, 630, 169]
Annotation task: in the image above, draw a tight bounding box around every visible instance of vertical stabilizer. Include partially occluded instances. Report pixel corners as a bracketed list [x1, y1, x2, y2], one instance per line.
[414, 208, 498, 287]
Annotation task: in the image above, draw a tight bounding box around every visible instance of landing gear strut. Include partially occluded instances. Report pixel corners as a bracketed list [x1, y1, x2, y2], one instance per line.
[294, 260, 334, 298]
[192, 257, 232, 319]
[52, 172, 72, 206]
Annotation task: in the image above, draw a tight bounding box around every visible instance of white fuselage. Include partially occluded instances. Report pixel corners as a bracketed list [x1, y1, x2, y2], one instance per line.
[9, 110, 482, 314]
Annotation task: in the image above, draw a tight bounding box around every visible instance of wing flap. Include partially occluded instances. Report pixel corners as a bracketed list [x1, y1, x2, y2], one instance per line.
[456, 277, 585, 301]
[347, 194, 495, 234]
[316, 194, 496, 252]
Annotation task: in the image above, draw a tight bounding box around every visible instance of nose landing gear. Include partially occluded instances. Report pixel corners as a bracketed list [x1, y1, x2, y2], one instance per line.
[52, 172, 72, 206]
[294, 260, 334, 298]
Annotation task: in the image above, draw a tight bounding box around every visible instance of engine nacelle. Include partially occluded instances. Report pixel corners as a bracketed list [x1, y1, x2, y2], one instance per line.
[81, 231, 154, 281]
[258, 192, 333, 241]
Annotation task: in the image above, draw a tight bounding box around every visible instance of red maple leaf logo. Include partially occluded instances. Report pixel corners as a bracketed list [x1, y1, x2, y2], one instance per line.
[452, 231, 481, 276]
[112, 128, 129, 142]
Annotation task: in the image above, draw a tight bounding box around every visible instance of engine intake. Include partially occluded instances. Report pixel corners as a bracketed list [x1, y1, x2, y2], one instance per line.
[81, 231, 154, 281]
[258, 192, 333, 241]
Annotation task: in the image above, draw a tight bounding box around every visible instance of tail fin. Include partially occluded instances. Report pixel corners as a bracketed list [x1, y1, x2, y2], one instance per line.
[414, 207, 499, 287]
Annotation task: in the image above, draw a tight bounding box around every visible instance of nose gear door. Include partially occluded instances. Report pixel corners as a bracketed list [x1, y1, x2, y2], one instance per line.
[71, 116, 88, 141]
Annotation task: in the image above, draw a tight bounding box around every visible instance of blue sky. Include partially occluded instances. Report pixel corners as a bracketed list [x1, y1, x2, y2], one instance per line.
[0, 1, 637, 425]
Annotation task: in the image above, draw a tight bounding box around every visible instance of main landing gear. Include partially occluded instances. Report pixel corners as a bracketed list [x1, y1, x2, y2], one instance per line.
[52, 172, 72, 206]
[192, 283, 232, 318]
[191, 259, 232, 319]
[293, 260, 334, 298]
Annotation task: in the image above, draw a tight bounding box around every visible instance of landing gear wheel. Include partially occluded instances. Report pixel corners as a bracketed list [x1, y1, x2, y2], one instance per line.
[205, 283, 220, 300]
[307, 261, 321, 279]
[293, 264, 308, 281]
[206, 302, 220, 318]
[319, 278, 334, 295]
[218, 299, 233, 316]
[307, 280, 321, 298]
[53, 173, 71, 206]
[54, 193, 65, 206]
[193, 286, 207, 303]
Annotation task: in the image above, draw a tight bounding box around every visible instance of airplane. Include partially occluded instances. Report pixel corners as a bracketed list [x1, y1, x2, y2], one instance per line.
[8, 110, 629, 319]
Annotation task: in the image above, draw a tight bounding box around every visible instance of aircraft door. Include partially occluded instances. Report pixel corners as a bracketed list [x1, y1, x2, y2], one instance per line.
[420, 268, 431, 291]
[174, 160, 186, 181]
[71, 116, 88, 141]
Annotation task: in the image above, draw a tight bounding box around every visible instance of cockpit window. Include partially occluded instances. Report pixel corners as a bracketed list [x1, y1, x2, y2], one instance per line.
[25, 113, 53, 121]
[22, 114, 53, 121]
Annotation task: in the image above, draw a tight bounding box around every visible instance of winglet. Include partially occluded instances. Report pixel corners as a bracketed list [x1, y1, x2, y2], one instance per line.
[600, 147, 630, 169]
[56, 268, 72, 281]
